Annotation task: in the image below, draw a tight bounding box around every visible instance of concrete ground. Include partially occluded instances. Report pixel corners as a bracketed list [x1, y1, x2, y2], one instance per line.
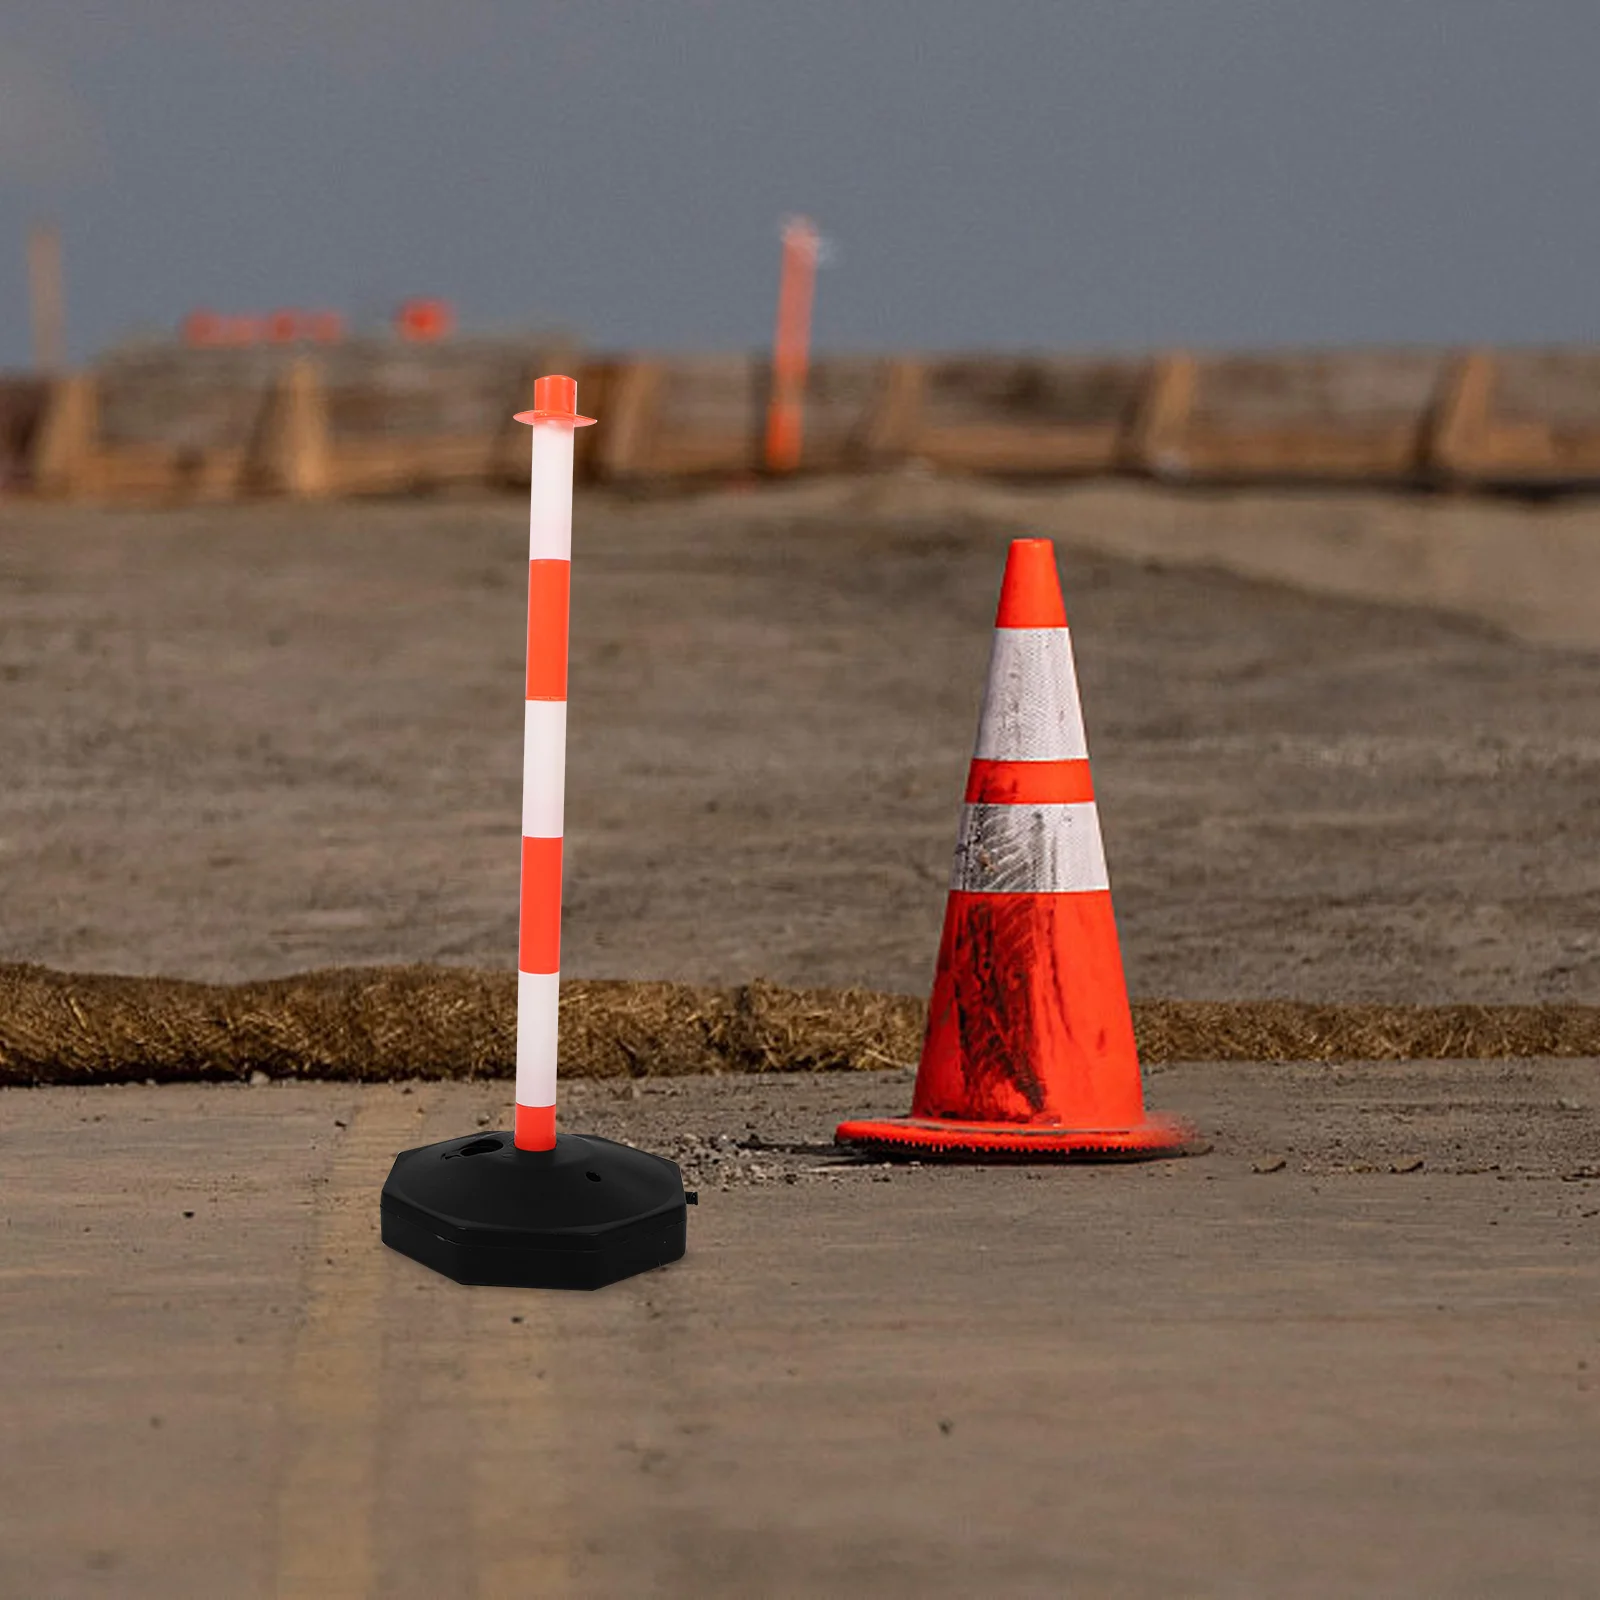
[3, 1064, 1598, 1598]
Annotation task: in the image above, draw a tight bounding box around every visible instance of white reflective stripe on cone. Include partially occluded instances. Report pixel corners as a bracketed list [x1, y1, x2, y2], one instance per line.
[527, 429, 575, 561]
[950, 801, 1111, 893]
[973, 628, 1090, 761]
[515, 969, 561, 1108]
[521, 700, 567, 838]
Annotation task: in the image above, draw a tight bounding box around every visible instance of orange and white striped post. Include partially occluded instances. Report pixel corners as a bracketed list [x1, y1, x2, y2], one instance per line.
[763, 216, 820, 474]
[512, 375, 595, 1151]
[381, 370, 687, 1289]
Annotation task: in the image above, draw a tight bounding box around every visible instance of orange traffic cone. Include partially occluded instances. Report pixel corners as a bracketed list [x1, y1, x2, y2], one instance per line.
[836, 538, 1196, 1160]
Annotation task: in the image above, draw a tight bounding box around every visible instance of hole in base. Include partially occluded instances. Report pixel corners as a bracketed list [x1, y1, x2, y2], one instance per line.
[451, 1137, 505, 1158]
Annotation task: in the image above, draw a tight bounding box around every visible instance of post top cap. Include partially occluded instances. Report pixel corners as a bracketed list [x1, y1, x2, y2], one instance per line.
[514, 373, 596, 427]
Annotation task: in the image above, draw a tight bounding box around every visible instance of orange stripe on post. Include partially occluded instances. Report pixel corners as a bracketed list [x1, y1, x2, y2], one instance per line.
[515, 1103, 556, 1148]
[518, 835, 563, 973]
[526, 560, 570, 700]
[965, 758, 1095, 805]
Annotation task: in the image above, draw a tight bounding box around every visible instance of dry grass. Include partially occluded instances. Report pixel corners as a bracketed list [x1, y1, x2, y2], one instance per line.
[2, 964, 1597, 1086]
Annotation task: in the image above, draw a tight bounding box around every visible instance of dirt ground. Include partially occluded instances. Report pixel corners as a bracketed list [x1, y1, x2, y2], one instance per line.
[2, 479, 1598, 1596]
[0, 479, 1596, 1004]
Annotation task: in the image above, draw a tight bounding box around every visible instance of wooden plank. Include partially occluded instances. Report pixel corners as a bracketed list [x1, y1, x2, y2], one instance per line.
[902, 355, 1142, 476]
[324, 435, 499, 497]
[1177, 423, 1423, 479]
[45, 342, 1600, 498]
[1445, 350, 1600, 482]
[41, 442, 252, 504]
[96, 444, 186, 499]
[1520, 427, 1600, 479]
[647, 432, 755, 476]
[914, 421, 1122, 475]
[182, 447, 250, 500]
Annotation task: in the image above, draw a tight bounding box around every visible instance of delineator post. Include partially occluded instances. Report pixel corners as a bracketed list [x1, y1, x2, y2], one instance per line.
[512, 375, 594, 1150]
[380, 373, 688, 1289]
[764, 217, 820, 474]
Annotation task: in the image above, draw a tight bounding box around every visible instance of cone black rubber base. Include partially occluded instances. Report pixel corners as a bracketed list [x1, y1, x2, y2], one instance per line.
[381, 1130, 686, 1290]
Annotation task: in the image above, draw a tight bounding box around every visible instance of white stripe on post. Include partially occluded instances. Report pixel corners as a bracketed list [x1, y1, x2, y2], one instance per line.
[515, 970, 561, 1112]
[528, 428, 575, 560]
[522, 701, 567, 838]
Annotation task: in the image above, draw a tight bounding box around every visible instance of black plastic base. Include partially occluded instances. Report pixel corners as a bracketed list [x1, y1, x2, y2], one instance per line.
[381, 1129, 686, 1290]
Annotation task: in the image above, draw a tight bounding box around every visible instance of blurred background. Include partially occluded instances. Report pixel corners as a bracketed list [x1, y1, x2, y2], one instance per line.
[2, 2, 1597, 1002]
[5, 1, 1600, 362]
[8, 2, 1600, 499]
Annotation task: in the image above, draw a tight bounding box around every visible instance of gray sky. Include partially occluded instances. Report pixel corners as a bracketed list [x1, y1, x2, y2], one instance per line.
[2, 1, 1599, 366]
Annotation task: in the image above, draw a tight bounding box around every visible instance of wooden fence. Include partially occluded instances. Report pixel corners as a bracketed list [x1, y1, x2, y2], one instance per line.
[8, 344, 1600, 501]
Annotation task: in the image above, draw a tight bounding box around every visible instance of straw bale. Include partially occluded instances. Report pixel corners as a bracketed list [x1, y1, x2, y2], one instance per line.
[0, 964, 1595, 1088]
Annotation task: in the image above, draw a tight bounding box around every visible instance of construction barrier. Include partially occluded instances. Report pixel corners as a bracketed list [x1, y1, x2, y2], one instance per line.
[377, 373, 689, 1291]
[835, 538, 1194, 1160]
[13, 345, 1600, 501]
[513, 375, 594, 1150]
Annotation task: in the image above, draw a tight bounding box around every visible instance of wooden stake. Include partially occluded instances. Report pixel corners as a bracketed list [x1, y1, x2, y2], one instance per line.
[32, 373, 97, 498]
[862, 359, 926, 466]
[246, 358, 332, 497]
[1126, 351, 1197, 477]
[596, 362, 662, 482]
[1429, 349, 1496, 483]
[28, 223, 65, 374]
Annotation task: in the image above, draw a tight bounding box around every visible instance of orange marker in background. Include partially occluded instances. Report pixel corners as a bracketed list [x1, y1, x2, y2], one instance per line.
[182, 308, 343, 346]
[265, 309, 303, 344]
[182, 310, 223, 347]
[763, 216, 821, 474]
[305, 310, 345, 343]
[396, 297, 455, 342]
[221, 315, 265, 346]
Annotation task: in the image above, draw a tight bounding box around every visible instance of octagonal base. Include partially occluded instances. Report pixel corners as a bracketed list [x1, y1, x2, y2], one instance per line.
[834, 1112, 1198, 1163]
[381, 1129, 686, 1289]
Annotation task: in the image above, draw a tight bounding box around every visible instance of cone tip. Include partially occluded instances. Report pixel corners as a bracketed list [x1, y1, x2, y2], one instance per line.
[995, 538, 1067, 629]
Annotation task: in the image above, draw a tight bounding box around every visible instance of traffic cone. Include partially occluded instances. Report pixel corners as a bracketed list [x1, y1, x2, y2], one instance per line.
[836, 538, 1195, 1160]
